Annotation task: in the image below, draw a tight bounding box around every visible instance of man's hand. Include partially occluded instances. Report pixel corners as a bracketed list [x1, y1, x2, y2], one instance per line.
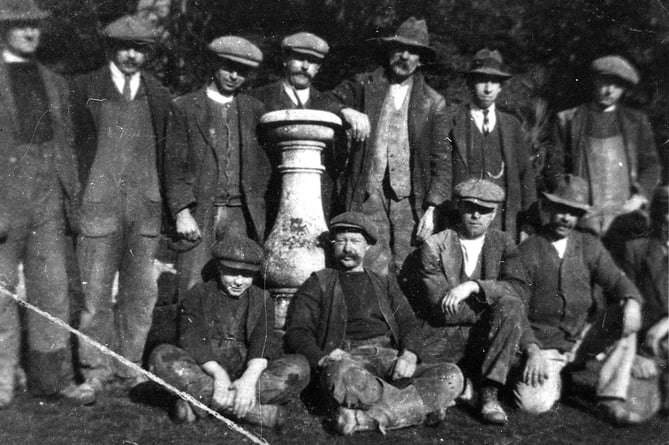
[211, 371, 234, 410]
[621, 194, 648, 214]
[416, 206, 436, 243]
[317, 348, 351, 368]
[441, 281, 479, 316]
[391, 350, 417, 380]
[176, 208, 201, 241]
[622, 298, 642, 336]
[645, 316, 669, 357]
[523, 344, 550, 387]
[229, 376, 257, 418]
[340, 108, 370, 142]
[631, 355, 658, 379]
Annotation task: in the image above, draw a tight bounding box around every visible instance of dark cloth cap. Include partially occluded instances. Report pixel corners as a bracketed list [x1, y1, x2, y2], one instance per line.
[329, 211, 378, 245]
[282, 32, 329, 59]
[0, 0, 50, 21]
[542, 174, 591, 214]
[591, 55, 639, 86]
[454, 178, 505, 209]
[380, 16, 435, 58]
[208, 36, 263, 68]
[466, 48, 512, 79]
[102, 15, 161, 43]
[211, 234, 264, 272]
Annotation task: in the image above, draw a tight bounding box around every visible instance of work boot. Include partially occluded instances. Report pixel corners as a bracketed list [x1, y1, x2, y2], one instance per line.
[480, 385, 508, 425]
[59, 381, 97, 406]
[173, 398, 197, 423]
[335, 407, 378, 435]
[325, 358, 382, 409]
[240, 404, 284, 429]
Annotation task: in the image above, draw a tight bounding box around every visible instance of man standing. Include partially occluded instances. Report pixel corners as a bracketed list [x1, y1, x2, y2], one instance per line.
[545, 55, 660, 246]
[445, 49, 535, 241]
[164, 36, 269, 297]
[327, 17, 450, 275]
[250, 32, 343, 220]
[150, 235, 309, 427]
[419, 179, 524, 424]
[502, 175, 656, 424]
[0, 0, 87, 405]
[285, 212, 463, 435]
[72, 15, 172, 399]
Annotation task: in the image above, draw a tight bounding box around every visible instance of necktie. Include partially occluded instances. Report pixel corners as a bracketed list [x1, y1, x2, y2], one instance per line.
[122, 75, 133, 101]
[482, 109, 490, 136]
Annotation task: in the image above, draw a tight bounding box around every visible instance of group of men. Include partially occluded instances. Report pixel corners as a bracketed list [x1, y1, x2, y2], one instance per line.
[0, 0, 666, 436]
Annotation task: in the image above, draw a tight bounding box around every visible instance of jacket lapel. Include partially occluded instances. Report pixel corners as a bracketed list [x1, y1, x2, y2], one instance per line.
[408, 75, 426, 146]
[645, 240, 668, 302]
[452, 106, 470, 168]
[0, 61, 18, 133]
[481, 234, 502, 279]
[439, 231, 464, 287]
[192, 88, 216, 149]
[617, 107, 639, 185]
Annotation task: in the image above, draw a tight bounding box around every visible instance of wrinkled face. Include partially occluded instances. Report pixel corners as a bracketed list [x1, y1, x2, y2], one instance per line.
[5, 23, 41, 57]
[545, 201, 583, 240]
[284, 52, 321, 89]
[593, 74, 625, 109]
[388, 44, 421, 82]
[111, 43, 149, 76]
[213, 58, 251, 95]
[219, 266, 255, 298]
[458, 200, 497, 239]
[470, 74, 503, 109]
[332, 230, 370, 272]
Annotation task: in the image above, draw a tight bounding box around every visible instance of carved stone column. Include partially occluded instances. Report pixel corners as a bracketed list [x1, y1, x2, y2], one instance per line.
[260, 109, 342, 329]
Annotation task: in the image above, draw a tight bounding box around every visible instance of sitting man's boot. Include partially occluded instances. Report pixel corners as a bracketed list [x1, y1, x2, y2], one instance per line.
[58, 381, 97, 406]
[335, 406, 379, 435]
[480, 383, 508, 425]
[413, 362, 465, 424]
[240, 404, 285, 429]
[174, 398, 197, 423]
[325, 358, 383, 409]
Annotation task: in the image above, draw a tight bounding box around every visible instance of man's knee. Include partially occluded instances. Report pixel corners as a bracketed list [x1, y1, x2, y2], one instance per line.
[491, 295, 525, 324]
[148, 344, 190, 376]
[259, 354, 311, 402]
[514, 380, 560, 414]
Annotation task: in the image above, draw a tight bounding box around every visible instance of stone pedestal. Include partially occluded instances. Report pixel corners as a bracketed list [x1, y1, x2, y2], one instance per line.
[260, 109, 342, 329]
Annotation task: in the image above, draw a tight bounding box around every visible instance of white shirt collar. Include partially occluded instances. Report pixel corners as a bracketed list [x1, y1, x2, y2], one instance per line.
[282, 81, 310, 107]
[470, 103, 497, 133]
[387, 77, 413, 109]
[206, 84, 234, 104]
[109, 61, 141, 100]
[459, 234, 486, 277]
[2, 49, 29, 63]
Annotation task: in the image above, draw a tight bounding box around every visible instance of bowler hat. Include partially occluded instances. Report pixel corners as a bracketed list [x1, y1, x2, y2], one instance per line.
[591, 55, 639, 86]
[454, 178, 505, 209]
[380, 17, 435, 59]
[282, 32, 329, 59]
[542, 175, 591, 214]
[208, 36, 263, 68]
[211, 234, 264, 272]
[0, 0, 50, 22]
[466, 48, 512, 79]
[329, 212, 378, 245]
[102, 15, 161, 43]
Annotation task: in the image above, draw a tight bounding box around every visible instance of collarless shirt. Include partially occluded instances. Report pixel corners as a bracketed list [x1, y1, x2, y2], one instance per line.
[2, 49, 29, 63]
[470, 103, 497, 133]
[282, 81, 310, 107]
[110, 62, 141, 100]
[459, 234, 486, 277]
[206, 84, 235, 104]
[551, 237, 568, 259]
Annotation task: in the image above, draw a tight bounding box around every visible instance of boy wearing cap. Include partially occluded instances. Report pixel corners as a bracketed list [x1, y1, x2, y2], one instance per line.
[545, 55, 660, 244]
[71, 15, 172, 399]
[502, 175, 656, 424]
[0, 0, 87, 405]
[418, 179, 524, 424]
[164, 36, 270, 299]
[285, 211, 463, 435]
[150, 235, 309, 426]
[326, 17, 450, 275]
[444, 49, 535, 242]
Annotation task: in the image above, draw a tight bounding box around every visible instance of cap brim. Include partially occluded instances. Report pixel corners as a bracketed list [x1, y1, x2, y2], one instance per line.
[465, 68, 512, 78]
[542, 192, 590, 213]
[219, 259, 261, 272]
[285, 47, 326, 59]
[459, 197, 500, 209]
[213, 53, 261, 68]
[330, 223, 377, 244]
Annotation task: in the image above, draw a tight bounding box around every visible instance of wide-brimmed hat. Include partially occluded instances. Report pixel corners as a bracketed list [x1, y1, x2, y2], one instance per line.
[591, 55, 639, 86]
[282, 32, 329, 59]
[542, 174, 591, 214]
[102, 15, 161, 44]
[211, 234, 264, 272]
[465, 48, 512, 79]
[454, 178, 505, 209]
[329, 212, 378, 245]
[0, 0, 50, 22]
[380, 17, 435, 59]
[208, 36, 263, 68]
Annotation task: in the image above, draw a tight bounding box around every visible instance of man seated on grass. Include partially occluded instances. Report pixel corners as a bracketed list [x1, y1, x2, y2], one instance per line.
[149, 235, 309, 428]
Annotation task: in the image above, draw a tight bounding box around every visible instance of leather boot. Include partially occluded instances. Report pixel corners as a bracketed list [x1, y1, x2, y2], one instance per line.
[334, 407, 379, 435]
[239, 404, 285, 429]
[325, 358, 382, 409]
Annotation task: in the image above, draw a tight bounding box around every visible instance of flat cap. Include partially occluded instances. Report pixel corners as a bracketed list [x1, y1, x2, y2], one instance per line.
[211, 234, 264, 272]
[208, 36, 263, 68]
[591, 55, 639, 86]
[329, 212, 378, 245]
[282, 32, 329, 59]
[102, 15, 161, 43]
[454, 179, 505, 209]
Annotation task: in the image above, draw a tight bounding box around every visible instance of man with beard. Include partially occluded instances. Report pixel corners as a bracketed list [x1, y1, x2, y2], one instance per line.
[545, 56, 660, 251]
[0, 0, 89, 406]
[444, 49, 535, 241]
[285, 212, 463, 435]
[250, 32, 344, 220]
[502, 175, 658, 424]
[71, 15, 172, 400]
[418, 179, 524, 424]
[326, 17, 450, 275]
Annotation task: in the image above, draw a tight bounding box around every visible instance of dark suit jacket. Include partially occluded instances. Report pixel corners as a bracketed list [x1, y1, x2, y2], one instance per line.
[501, 230, 642, 352]
[0, 60, 80, 230]
[164, 88, 270, 242]
[445, 104, 536, 238]
[547, 103, 660, 199]
[284, 268, 424, 368]
[420, 228, 517, 312]
[327, 67, 450, 217]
